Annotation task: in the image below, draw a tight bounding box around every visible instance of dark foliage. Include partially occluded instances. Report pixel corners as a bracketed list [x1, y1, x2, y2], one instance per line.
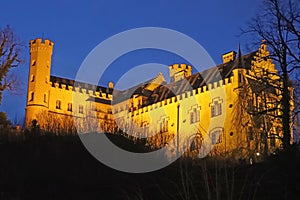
[0, 131, 299, 200]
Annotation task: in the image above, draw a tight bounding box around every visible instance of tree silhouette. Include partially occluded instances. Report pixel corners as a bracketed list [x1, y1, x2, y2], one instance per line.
[242, 0, 300, 150]
[0, 26, 22, 104]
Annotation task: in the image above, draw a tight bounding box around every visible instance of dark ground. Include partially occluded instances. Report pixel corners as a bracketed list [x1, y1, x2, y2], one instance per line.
[0, 131, 299, 200]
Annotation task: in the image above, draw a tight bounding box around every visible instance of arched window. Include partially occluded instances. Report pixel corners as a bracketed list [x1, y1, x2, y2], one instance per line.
[209, 127, 223, 144]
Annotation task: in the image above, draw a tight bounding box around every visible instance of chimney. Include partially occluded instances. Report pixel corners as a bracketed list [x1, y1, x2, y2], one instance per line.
[108, 81, 114, 89]
[222, 51, 236, 63]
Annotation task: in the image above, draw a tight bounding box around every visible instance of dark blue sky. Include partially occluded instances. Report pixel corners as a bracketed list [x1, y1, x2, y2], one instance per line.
[0, 0, 261, 124]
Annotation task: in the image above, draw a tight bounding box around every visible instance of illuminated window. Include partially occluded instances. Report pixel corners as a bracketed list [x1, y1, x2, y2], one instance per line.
[190, 107, 200, 124]
[79, 105, 84, 114]
[210, 128, 223, 144]
[67, 103, 72, 112]
[56, 100, 61, 109]
[44, 94, 47, 103]
[29, 92, 34, 101]
[211, 98, 222, 117]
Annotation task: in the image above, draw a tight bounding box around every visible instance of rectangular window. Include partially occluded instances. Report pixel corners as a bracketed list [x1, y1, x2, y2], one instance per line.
[67, 103, 72, 112]
[190, 112, 194, 124]
[29, 92, 34, 101]
[44, 94, 47, 103]
[56, 100, 61, 109]
[79, 105, 84, 114]
[190, 108, 200, 124]
[31, 75, 35, 82]
[211, 101, 222, 117]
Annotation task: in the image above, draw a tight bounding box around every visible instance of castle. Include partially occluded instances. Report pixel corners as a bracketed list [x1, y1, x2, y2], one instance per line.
[25, 38, 288, 160]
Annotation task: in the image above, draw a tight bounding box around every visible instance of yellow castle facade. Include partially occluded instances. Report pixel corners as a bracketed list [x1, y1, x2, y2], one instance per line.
[25, 38, 288, 160]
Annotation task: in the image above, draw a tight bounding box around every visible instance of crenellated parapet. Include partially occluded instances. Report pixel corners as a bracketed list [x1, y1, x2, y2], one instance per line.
[120, 76, 232, 117]
[169, 63, 192, 82]
[29, 38, 54, 54]
[49, 75, 114, 101]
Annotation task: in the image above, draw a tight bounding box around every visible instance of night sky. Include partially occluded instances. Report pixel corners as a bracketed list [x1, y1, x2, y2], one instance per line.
[0, 0, 261, 124]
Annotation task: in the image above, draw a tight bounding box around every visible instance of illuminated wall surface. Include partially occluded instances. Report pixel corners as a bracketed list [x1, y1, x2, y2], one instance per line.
[25, 38, 292, 159]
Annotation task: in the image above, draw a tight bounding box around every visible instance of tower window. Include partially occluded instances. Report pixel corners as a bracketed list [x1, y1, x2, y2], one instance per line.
[29, 92, 34, 101]
[67, 103, 72, 112]
[31, 60, 36, 66]
[45, 76, 48, 84]
[30, 75, 35, 82]
[44, 94, 47, 103]
[56, 100, 61, 109]
[79, 105, 84, 114]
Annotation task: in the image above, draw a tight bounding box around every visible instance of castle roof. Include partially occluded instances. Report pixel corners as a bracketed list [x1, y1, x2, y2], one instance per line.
[49, 51, 256, 106]
[113, 51, 256, 106]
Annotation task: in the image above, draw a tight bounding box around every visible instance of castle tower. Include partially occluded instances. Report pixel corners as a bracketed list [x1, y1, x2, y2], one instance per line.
[25, 38, 54, 127]
[169, 64, 192, 82]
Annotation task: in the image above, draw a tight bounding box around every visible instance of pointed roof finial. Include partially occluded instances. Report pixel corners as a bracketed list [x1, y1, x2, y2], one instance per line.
[237, 43, 244, 68]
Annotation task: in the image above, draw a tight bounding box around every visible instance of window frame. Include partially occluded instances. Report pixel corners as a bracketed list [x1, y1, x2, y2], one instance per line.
[56, 100, 61, 109]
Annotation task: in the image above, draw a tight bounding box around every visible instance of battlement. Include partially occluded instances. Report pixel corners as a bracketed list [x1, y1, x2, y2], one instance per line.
[222, 51, 236, 63]
[115, 76, 233, 117]
[49, 75, 114, 101]
[169, 63, 192, 82]
[30, 38, 54, 47]
[169, 63, 192, 71]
